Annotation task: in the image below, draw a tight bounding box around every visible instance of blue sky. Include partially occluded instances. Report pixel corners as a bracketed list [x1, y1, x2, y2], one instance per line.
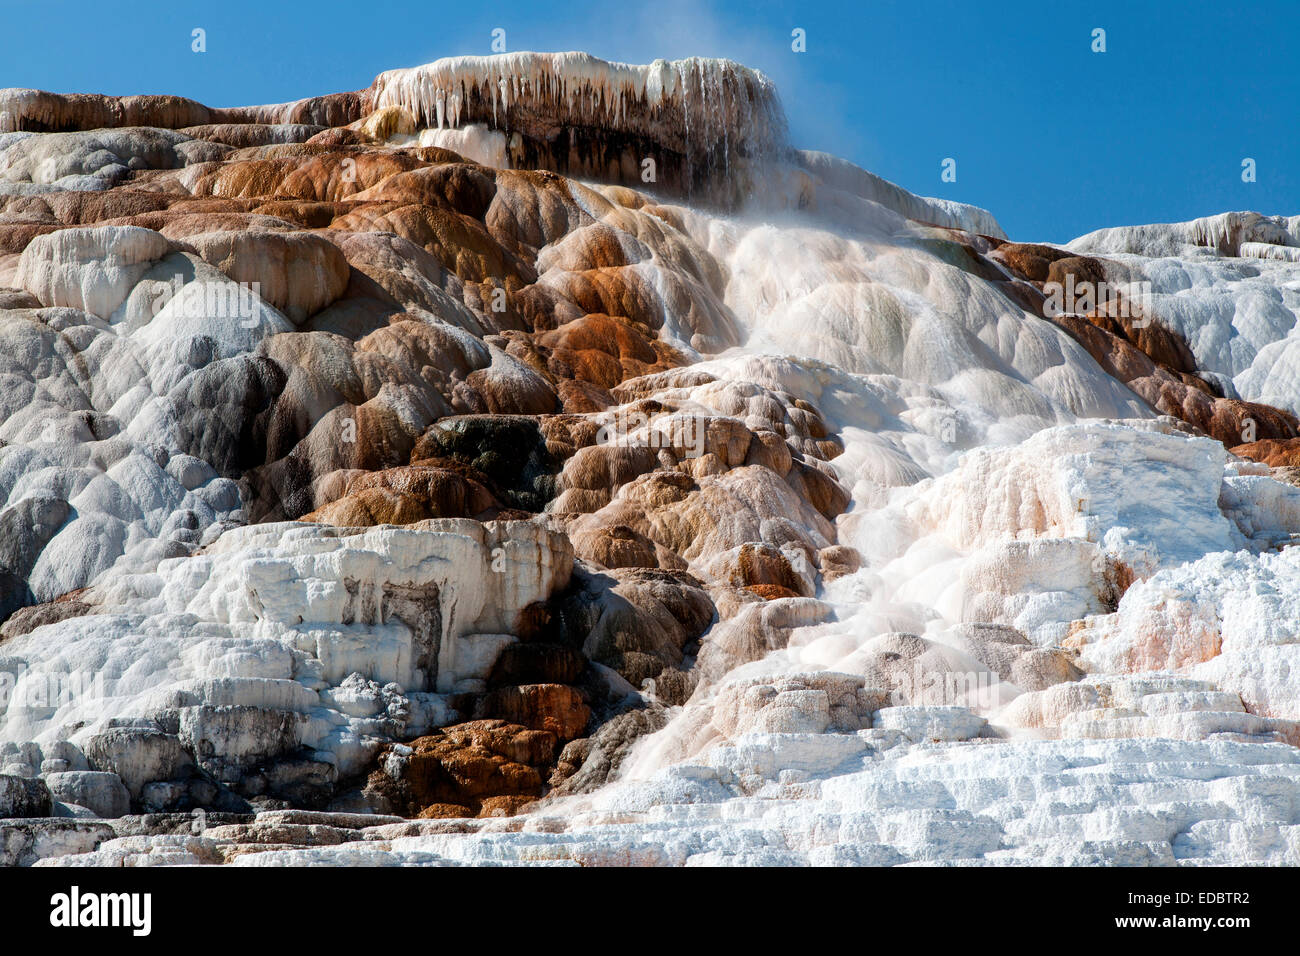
[2, 0, 1295, 241]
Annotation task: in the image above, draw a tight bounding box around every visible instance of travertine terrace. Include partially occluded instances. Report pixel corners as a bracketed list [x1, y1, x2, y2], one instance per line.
[2, 52, 1300, 867]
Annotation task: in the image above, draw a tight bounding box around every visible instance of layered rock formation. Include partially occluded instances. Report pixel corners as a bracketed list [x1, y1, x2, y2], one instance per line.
[3, 51, 1300, 866]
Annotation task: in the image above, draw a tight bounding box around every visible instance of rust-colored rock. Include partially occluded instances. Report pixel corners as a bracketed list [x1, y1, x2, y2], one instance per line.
[745, 583, 802, 600]
[367, 719, 557, 818]
[1231, 438, 1300, 468]
[477, 684, 592, 741]
[992, 242, 1074, 282]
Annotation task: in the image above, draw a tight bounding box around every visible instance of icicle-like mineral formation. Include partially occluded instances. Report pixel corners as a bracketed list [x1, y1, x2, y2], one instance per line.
[365, 52, 789, 202]
[1067, 210, 1300, 258]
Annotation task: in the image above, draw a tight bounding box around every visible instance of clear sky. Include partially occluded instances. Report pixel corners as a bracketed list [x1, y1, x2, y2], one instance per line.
[2, 0, 1295, 242]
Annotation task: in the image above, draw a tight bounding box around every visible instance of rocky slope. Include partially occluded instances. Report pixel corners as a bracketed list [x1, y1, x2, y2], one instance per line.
[2, 52, 1300, 866]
